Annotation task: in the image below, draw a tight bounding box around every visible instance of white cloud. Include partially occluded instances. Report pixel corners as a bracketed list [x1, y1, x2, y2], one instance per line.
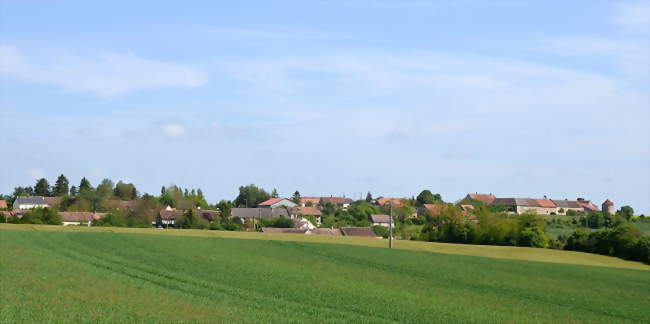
[614, 1, 650, 32]
[161, 123, 187, 138]
[0, 45, 209, 96]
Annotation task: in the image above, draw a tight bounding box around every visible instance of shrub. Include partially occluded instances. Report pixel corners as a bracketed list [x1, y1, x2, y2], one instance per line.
[93, 213, 127, 227]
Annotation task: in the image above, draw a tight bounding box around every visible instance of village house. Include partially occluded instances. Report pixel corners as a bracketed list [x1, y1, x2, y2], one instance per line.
[551, 199, 584, 215]
[370, 214, 393, 227]
[0, 200, 7, 209]
[420, 203, 448, 216]
[491, 198, 557, 215]
[59, 212, 107, 226]
[12, 197, 50, 210]
[299, 197, 322, 207]
[257, 198, 297, 208]
[375, 197, 405, 207]
[289, 206, 322, 224]
[464, 193, 496, 204]
[230, 207, 291, 221]
[320, 197, 353, 208]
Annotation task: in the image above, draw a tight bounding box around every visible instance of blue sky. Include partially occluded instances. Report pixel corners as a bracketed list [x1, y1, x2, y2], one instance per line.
[1, 0, 648, 212]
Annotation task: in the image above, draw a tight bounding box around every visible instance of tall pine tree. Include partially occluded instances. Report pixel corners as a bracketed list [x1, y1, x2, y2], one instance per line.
[53, 174, 69, 196]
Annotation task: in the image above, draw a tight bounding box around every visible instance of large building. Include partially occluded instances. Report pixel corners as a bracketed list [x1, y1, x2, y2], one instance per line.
[467, 193, 602, 215]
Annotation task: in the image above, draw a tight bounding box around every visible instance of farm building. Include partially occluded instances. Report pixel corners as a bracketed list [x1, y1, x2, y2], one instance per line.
[59, 212, 107, 226]
[257, 198, 297, 208]
[12, 197, 50, 210]
[231, 208, 291, 220]
[289, 206, 322, 224]
[371, 214, 393, 227]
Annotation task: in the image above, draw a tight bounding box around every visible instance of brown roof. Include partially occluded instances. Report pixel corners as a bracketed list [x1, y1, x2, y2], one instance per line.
[231, 208, 290, 219]
[60, 212, 107, 222]
[552, 200, 582, 208]
[289, 206, 321, 216]
[577, 200, 598, 211]
[0, 200, 7, 209]
[535, 199, 557, 208]
[340, 227, 376, 238]
[320, 197, 353, 205]
[602, 199, 614, 206]
[423, 204, 448, 215]
[196, 209, 220, 221]
[44, 197, 62, 205]
[159, 208, 186, 220]
[370, 214, 391, 223]
[459, 204, 475, 211]
[375, 198, 404, 207]
[301, 197, 322, 205]
[466, 193, 496, 204]
[309, 228, 343, 236]
[261, 228, 308, 234]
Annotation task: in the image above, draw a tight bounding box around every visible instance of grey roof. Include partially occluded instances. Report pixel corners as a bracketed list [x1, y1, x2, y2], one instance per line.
[371, 214, 391, 223]
[231, 208, 290, 219]
[552, 200, 582, 208]
[14, 197, 46, 205]
[491, 198, 516, 206]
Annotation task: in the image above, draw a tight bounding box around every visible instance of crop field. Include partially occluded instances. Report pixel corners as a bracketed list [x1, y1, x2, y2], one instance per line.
[1, 227, 649, 323]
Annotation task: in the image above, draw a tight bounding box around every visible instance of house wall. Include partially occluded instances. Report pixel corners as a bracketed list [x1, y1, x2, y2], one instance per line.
[556, 207, 583, 215]
[14, 203, 48, 210]
[372, 222, 393, 227]
[516, 206, 557, 215]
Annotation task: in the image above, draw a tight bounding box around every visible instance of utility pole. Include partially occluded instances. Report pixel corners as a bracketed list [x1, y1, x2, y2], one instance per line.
[389, 203, 393, 249]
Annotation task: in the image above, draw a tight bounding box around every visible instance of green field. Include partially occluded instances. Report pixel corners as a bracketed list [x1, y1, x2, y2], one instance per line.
[1, 227, 649, 323]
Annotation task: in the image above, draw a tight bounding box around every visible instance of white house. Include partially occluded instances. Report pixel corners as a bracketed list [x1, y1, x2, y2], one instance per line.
[13, 197, 50, 210]
[371, 214, 393, 227]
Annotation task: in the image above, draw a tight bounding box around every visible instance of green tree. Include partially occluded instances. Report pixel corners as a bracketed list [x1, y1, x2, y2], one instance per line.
[53, 174, 69, 196]
[234, 184, 270, 207]
[79, 177, 93, 193]
[271, 188, 279, 198]
[34, 178, 50, 196]
[619, 206, 634, 221]
[96, 179, 115, 199]
[292, 191, 301, 205]
[13, 186, 31, 198]
[366, 192, 373, 202]
[416, 190, 442, 205]
[114, 181, 137, 200]
[69, 186, 78, 196]
[93, 213, 128, 227]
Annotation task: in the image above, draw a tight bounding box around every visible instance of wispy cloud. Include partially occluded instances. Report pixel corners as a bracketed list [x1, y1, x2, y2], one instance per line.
[614, 1, 650, 32]
[0, 45, 209, 96]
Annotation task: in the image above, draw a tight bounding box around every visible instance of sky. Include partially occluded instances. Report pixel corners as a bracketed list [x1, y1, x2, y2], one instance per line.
[0, 0, 649, 212]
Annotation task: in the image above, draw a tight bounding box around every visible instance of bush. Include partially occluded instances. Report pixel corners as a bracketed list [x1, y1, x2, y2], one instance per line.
[13, 207, 61, 225]
[564, 225, 649, 264]
[372, 225, 388, 238]
[93, 213, 127, 227]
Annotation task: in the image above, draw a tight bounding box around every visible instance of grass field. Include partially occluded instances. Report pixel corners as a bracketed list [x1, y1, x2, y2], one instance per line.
[1, 226, 650, 323]
[2, 224, 647, 270]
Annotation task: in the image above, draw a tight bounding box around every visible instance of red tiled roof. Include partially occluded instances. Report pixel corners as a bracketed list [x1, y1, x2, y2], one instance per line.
[44, 197, 62, 205]
[535, 199, 557, 208]
[375, 198, 404, 206]
[289, 206, 321, 216]
[466, 193, 496, 204]
[578, 201, 598, 211]
[459, 204, 475, 211]
[258, 198, 287, 206]
[301, 197, 321, 205]
[320, 197, 353, 205]
[0, 200, 7, 209]
[423, 204, 448, 215]
[602, 199, 614, 206]
[60, 212, 107, 222]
